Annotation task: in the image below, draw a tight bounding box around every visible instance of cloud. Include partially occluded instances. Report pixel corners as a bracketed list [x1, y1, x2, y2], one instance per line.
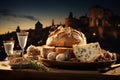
[19, 15, 38, 21]
[0, 9, 38, 21]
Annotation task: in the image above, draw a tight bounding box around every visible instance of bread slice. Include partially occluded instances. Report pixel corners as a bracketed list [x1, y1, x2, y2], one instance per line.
[73, 42, 101, 62]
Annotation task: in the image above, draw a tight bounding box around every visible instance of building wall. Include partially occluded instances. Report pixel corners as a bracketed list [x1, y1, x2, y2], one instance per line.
[89, 6, 112, 27]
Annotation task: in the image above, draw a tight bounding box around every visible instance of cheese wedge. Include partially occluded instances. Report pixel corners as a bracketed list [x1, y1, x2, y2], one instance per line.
[73, 42, 101, 62]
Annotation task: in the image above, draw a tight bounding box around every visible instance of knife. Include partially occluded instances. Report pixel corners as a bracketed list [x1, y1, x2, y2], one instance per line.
[98, 63, 120, 73]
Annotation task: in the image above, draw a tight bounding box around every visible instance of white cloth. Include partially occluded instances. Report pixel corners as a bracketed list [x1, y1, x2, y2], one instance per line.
[0, 60, 11, 70]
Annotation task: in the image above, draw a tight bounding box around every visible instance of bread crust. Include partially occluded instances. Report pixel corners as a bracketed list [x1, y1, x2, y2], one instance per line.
[46, 27, 86, 47]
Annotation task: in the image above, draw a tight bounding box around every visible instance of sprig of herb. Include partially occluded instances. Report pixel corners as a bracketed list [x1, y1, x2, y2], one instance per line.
[29, 60, 50, 71]
[25, 58, 50, 71]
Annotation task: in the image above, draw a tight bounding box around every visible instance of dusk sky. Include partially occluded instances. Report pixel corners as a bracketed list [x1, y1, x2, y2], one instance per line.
[0, 0, 119, 34]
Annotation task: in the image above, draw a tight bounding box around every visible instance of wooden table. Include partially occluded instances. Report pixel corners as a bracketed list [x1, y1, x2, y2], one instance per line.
[0, 61, 120, 80]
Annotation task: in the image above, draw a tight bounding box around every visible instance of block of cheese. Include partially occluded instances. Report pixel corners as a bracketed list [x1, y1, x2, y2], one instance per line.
[55, 47, 75, 58]
[40, 45, 55, 59]
[73, 42, 101, 62]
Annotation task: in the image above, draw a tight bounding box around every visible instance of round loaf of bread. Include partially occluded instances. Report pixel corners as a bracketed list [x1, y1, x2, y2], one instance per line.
[46, 26, 86, 47]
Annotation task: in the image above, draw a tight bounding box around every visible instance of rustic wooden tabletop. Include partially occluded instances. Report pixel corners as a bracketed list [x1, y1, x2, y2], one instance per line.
[0, 61, 120, 80]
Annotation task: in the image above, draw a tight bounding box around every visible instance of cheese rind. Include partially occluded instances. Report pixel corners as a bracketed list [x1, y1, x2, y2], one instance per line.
[73, 42, 101, 62]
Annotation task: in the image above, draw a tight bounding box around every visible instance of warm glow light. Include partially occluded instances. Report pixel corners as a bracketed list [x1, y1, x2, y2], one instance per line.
[1, 46, 4, 48]
[17, 45, 19, 48]
[93, 32, 96, 36]
[0, 17, 64, 34]
[118, 24, 120, 27]
[38, 40, 42, 44]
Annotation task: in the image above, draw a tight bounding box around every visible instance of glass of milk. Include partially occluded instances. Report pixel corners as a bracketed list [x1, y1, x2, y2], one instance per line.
[17, 31, 29, 57]
[3, 40, 14, 60]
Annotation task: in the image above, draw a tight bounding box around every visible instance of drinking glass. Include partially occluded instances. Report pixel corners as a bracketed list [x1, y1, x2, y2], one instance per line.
[3, 40, 14, 60]
[17, 32, 29, 57]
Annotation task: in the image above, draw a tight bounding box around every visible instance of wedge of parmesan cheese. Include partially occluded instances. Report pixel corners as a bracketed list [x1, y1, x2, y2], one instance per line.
[73, 42, 101, 62]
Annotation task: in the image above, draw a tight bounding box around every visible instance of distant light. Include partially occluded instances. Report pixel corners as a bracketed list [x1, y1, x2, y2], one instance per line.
[10, 37, 14, 40]
[118, 24, 120, 27]
[1, 46, 4, 48]
[38, 40, 42, 44]
[17, 45, 19, 48]
[93, 32, 96, 36]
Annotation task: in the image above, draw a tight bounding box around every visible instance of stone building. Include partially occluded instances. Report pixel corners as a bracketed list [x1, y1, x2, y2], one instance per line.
[16, 25, 20, 32]
[50, 19, 57, 31]
[89, 5, 113, 27]
[79, 14, 89, 27]
[65, 12, 79, 29]
[65, 12, 89, 31]
[35, 21, 43, 34]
